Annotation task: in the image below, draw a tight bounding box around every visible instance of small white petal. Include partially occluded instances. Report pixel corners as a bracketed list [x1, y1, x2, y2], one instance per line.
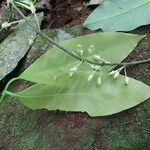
[94, 55, 101, 60]
[88, 74, 94, 81]
[109, 70, 116, 75]
[80, 50, 84, 56]
[97, 77, 102, 85]
[113, 71, 120, 79]
[91, 64, 95, 69]
[125, 76, 129, 85]
[88, 45, 95, 54]
[70, 66, 78, 72]
[2, 22, 11, 29]
[93, 65, 100, 70]
[29, 39, 34, 45]
[69, 72, 74, 77]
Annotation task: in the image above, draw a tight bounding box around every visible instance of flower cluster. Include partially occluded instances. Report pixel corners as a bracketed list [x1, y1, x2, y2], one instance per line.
[109, 66, 129, 85]
[69, 61, 83, 77]
[1, 20, 24, 29]
[69, 44, 130, 86]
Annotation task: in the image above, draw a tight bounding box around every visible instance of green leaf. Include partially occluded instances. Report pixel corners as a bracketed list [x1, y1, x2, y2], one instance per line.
[19, 32, 144, 85]
[4, 32, 150, 116]
[0, 13, 43, 81]
[83, 0, 150, 31]
[14, 0, 36, 10]
[88, 0, 104, 6]
[8, 72, 150, 116]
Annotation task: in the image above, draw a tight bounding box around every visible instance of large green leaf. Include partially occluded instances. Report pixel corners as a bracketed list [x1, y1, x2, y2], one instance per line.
[8, 72, 150, 116]
[88, 0, 103, 6]
[83, 0, 150, 31]
[19, 32, 144, 85]
[4, 32, 150, 116]
[0, 13, 43, 81]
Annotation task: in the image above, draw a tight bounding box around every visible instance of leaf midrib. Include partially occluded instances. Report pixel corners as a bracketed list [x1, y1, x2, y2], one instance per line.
[16, 92, 92, 99]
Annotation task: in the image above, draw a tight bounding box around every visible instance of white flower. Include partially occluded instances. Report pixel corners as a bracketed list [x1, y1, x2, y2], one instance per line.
[93, 65, 101, 70]
[77, 44, 84, 56]
[109, 70, 116, 75]
[29, 38, 34, 45]
[2, 22, 11, 29]
[88, 74, 94, 81]
[69, 72, 74, 77]
[69, 61, 83, 77]
[93, 55, 101, 60]
[97, 77, 102, 85]
[69, 66, 77, 77]
[88, 45, 95, 54]
[113, 71, 120, 79]
[70, 66, 78, 72]
[109, 66, 125, 78]
[91, 64, 99, 70]
[90, 64, 95, 69]
[80, 49, 84, 56]
[125, 76, 129, 85]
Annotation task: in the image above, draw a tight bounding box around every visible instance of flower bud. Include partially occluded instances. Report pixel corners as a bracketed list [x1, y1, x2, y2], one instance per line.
[109, 70, 116, 75]
[88, 45, 95, 54]
[2, 22, 11, 29]
[69, 72, 74, 77]
[97, 77, 102, 86]
[91, 64, 95, 69]
[93, 65, 100, 70]
[29, 38, 34, 45]
[70, 66, 78, 72]
[125, 76, 129, 85]
[88, 74, 94, 81]
[80, 49, 84, 56]
[113, 71, 120, 79]
[93, 55, 101, 60]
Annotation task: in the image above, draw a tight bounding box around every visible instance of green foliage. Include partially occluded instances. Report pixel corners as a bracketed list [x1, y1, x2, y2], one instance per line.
[14, 0, 36, 9]
[3, 32, 150, 116]
[11, 73, 150, 116]
[88, 0, 103, 5]
[19, 32, 145, 84]
[0, 13, 43, 81]
[0, 1, 150, 117]
[83, 0, 150, 31]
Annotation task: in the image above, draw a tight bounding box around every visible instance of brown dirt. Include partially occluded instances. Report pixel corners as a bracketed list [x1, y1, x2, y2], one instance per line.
[41, 0, 91, 29]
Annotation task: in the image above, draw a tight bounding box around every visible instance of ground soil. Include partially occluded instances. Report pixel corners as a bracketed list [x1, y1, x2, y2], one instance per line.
[41, 0, 91, 29]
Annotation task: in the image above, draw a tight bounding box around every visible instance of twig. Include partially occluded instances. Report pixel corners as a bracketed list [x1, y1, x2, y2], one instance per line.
[11, 2, 150, 68]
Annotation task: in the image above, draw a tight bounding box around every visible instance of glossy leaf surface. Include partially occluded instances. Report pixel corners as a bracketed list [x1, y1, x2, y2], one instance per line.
[6, 32, 150, 116]
[83, 0, 150, 31]
[11, 72, 150, 116]
[0, 13, 43, 81]
[20, 32, 144, 85]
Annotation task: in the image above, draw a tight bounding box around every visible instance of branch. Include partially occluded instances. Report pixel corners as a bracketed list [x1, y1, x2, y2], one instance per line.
[12, 2, 150, 68]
